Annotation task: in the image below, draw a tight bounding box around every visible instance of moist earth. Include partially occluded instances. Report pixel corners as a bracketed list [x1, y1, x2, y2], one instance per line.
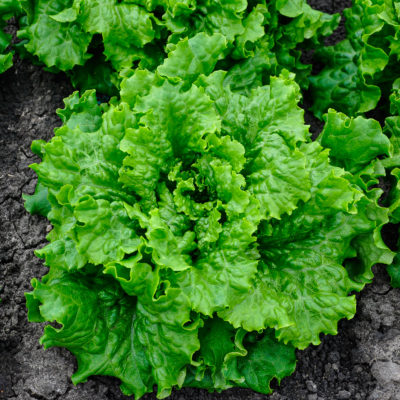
[1, 1, 400, 399]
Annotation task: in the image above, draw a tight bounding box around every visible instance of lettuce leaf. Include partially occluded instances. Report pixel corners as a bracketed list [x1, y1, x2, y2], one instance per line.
[26, 267, 200, 399]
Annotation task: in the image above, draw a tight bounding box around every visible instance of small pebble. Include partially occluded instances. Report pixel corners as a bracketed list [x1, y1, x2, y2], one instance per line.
[337, 390, 351, 399]
[307, 394, 318, 400]
[306, 380, 317, 393]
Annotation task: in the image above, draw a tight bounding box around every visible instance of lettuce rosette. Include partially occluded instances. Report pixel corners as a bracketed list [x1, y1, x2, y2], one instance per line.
[24, 33, 394, 398]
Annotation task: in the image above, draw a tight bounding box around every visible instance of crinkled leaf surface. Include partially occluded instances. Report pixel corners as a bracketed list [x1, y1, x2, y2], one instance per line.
[319, 109, 390, 173]
[27, 267, 199, 399]
[18, 0, 93, 70]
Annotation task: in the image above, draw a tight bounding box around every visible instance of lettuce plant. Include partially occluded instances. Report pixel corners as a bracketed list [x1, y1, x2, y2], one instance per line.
[308, 0, 400, 289]
[310, 0, 400, 118]
[15, 0, 339, 93]
[25, 35, 393, 398]
[380, 86, 400, 287]
[318, 109, 396, 282]
[0, 0, 21, 73]
[315, 87, 400, 287]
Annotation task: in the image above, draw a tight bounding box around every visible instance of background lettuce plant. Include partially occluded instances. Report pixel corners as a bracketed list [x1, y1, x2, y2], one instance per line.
[13, 0, 339, 94]
[300, 0, 400, 288]
[0, 0, 21, 73]
[379, 86, 400, 287]
[25, 35, 395, 398]
[310, 0, 400, 118]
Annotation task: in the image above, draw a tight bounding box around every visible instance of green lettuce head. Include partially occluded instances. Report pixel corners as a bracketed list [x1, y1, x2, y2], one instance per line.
[25, 35, 392, 398]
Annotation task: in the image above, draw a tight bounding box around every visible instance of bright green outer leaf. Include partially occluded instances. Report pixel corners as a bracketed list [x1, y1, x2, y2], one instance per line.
[74, 196, 142, 265]
[30, 125, 126, 199]
[348, 232, 395, 286]
[26, 267, 200, 398]
[22, 182, 51, 217]
[245, 132, 311, 219]
[158, 33, 227, 84]
[220, 198, 387, 350]
[119, 69, 158, 108]
[342, 183, 394, 288]
[197, 0, 247, 41]
[34, 187, 141, 271]
[56, 89, 102, 132]
[28, 91, 141, 271]
[79, 0, 154, 46]
[319, 109, 391, 173]
[276, 0, 304, 17]
[197, 70, 309, 148]
[18, 0, 93, 70]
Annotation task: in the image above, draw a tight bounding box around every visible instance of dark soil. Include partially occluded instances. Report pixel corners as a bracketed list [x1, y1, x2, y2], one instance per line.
[1, 1, 400, 400]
